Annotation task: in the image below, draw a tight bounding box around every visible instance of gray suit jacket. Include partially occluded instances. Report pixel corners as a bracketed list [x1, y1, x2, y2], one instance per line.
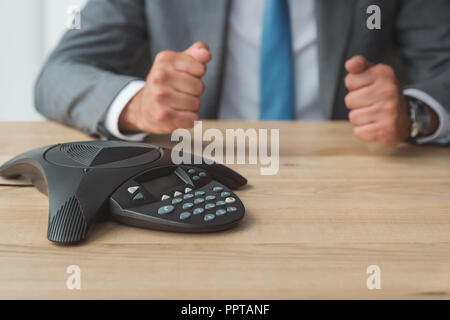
[35, 0, 450, 137]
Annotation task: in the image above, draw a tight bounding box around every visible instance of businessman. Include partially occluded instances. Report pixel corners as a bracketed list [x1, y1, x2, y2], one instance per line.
[35, 0, 450, 146]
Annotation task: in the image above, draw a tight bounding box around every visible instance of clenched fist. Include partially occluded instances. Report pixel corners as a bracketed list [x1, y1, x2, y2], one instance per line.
[119, 42, 212, 134]
[344, 55, 413, 147]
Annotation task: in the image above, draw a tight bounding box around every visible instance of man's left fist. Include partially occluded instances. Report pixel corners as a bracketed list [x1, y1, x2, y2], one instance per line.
[344, 55, 410, 147]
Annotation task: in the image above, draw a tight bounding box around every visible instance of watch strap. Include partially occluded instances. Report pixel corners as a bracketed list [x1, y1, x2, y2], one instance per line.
[408, 98, 430, 139]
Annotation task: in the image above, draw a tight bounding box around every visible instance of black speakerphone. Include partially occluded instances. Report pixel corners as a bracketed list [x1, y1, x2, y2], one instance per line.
[0, 141, 247, 244]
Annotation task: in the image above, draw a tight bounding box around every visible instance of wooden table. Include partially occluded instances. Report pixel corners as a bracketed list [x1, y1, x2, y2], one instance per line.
[0, 121, 449, 299]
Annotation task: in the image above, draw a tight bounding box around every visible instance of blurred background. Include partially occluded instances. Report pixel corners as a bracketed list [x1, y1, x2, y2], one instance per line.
[0, 0, 86, 121]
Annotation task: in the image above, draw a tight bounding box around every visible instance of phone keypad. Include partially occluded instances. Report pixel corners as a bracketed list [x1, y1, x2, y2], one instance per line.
[110, 165, 245, 232]
[154, 181, 242, 223]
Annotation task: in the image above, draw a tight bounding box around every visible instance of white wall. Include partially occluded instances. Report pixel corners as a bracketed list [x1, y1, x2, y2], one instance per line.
[0, 0, 86, 121]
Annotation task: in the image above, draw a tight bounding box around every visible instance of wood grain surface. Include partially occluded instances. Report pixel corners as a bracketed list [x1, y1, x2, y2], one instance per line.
[0, 121, 449, 299]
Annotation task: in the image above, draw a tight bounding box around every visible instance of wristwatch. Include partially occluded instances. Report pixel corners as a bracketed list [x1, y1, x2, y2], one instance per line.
[408, 98, 431, 139]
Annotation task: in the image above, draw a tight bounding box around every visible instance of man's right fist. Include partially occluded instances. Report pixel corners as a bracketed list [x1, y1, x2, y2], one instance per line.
[119, 42, 211, 134]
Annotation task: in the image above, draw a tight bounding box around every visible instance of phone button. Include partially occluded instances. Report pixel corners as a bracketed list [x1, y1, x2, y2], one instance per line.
[172, 198, 182, 205]
[213, 186, 223, 192]
[220, 192, 231, 198]
[182, 203, 194, 210]
[205, 203, 216, 210]
[204, 214, 216, 222]
[195, 191, 205, 196]
[180, 212, 191, 220]
[183, 193, 194, 200]
[194, 198, 205, 205]
[216, 209, 226, 216]
[193, 208, 204, 215]
[192, 175, 200, 181]
[132, 192, 145, 201]
[216, 201, 226, 207]
[128, 186, 140, 194]
[188, 169, 196, 174]
[225, 197, 236, 204]
[227, 206, 237, 213]
[206, 195, 216, 201]
[158, 205, 174, 215]
[174, 191, 183, 197]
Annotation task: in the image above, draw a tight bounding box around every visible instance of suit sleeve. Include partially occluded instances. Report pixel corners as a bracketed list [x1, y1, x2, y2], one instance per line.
[395, 0, 450, 114]
[34, 0, 149, 136]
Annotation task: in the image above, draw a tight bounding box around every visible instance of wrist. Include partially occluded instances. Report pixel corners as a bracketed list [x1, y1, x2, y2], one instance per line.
[118, 88, 144, 133]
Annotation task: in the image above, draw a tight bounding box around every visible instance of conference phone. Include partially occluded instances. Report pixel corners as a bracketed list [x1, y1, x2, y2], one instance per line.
[0, 141, 247, 244]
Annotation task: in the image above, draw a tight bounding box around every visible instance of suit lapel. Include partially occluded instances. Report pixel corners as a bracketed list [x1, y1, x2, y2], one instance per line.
[146, 0, 230, 118]
[315, 0, 355, 118]
[191, 0, 231, 118]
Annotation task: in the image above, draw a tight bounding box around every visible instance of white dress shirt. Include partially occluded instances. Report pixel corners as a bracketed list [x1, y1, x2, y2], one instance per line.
[104, 0, 450, 144]
[218, 0, 321, 120]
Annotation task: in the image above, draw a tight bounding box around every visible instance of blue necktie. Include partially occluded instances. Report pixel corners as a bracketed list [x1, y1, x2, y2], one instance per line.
[260, 0, 295, 120]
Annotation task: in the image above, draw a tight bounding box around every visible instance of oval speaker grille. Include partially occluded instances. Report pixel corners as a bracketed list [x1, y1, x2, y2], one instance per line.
[60, 144, 102, 166]
[47, 196, 87, 243]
